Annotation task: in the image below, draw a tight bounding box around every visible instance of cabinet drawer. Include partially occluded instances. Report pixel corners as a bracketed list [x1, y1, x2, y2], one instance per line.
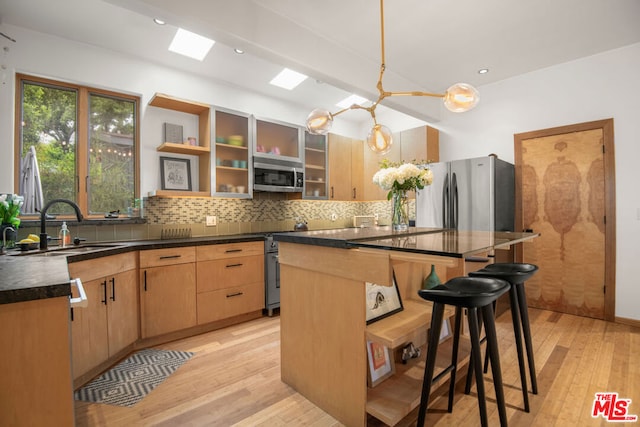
[196, 255, 264, 293]
[197, 282, 265, 324]
[68, 252, 137, 282]
[196, 241, 263, 261]
[140, 247, 196, 268]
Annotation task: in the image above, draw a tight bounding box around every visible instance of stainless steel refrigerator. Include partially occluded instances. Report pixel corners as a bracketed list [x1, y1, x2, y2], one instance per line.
[415, 156, 515, 231]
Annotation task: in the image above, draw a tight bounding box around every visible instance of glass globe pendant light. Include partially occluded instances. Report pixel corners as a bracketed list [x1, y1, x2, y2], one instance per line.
[305, 108, 333, 135]
[305, 0, 479, 151]
[444, 83, 480, 112]
[366, 124, 393, 154]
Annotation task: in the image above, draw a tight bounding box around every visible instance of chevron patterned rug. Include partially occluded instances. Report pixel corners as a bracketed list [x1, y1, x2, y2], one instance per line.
[74, 348, 194, 407]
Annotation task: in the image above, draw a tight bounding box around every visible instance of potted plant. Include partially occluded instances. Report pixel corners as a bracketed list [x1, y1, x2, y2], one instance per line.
[1, 194, 23, 248]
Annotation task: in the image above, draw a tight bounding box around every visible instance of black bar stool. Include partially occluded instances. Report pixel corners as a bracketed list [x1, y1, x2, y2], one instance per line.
[416, 276, 511, 427]
[468, 263, 539, 413]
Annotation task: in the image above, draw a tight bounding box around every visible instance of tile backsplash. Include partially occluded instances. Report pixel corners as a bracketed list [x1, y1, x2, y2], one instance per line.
[17, 196, 416, 243]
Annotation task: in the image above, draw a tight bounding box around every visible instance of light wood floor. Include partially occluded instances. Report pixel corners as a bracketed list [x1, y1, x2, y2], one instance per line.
[75, 308, 640, 426]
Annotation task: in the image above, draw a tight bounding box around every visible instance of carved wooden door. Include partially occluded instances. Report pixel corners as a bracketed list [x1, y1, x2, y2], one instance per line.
[514, 119, 615, 320]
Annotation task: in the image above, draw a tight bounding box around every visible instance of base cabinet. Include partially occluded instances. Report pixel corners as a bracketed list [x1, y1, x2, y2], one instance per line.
[140, 247, 197, 338]
[196, 242, 264, 324]
[69, 253, 139, 381]
[0, 297, 75, 426]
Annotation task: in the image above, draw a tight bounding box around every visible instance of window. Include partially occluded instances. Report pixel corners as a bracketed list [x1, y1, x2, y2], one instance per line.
[16, 74, 139, 217]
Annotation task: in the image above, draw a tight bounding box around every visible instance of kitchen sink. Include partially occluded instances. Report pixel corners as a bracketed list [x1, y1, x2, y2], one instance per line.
[9, 244, 122, 257]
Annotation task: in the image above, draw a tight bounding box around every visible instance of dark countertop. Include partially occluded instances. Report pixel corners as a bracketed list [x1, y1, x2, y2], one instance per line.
[274, 227, 539, 258]
[0, 233, 266, 305]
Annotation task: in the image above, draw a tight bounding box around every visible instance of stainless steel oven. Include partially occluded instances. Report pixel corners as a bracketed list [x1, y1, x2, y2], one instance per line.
[265, 234, 280, 316]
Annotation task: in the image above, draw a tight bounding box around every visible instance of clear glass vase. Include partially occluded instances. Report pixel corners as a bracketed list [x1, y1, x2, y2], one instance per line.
[391, 190, 409, 231]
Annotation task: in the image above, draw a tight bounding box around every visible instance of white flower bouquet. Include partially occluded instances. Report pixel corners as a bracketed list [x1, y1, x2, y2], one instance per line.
[372, 159, 433, 200]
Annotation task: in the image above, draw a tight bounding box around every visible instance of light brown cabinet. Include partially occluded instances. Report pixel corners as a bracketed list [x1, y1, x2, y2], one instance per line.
[328, 134, 364, 200]
[139, 247, 197, 338]
[69, 253, 139, 381]
[0, 297, 75, 426]
[196, 242, 264, 324]
[362, 125, 440, 201]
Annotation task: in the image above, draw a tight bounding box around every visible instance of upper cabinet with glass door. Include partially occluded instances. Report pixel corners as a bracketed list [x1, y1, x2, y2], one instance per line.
[254, 118, 303, 165]
[304, 132, 327, 199]
[213, 108, 251, 197]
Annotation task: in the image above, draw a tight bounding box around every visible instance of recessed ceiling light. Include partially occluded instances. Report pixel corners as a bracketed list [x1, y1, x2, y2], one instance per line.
[270, 68, 308, 90]
[234, 48, 244, 54]
[478, 68, 489, 74]
[336, 94, 369, 109]
[168, 28, 215, 61]
[153, 18, 166, 25]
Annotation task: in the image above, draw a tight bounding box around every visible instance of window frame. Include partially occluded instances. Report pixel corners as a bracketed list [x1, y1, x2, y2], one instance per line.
[14, 73, 141, 219]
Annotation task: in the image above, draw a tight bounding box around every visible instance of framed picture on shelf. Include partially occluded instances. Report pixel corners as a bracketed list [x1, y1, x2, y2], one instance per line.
[365, 271, 403, 324]
[366, 340, 395, 387]
[160, 156, 192, 191]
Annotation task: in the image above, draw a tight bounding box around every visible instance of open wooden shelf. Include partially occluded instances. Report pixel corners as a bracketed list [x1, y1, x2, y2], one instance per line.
[157, 142, 210, 155]
[366, 337, 471, 426]
[366, 299, 454, 348]
[153, 190, 209, 198]
[149, 93, 209, 115]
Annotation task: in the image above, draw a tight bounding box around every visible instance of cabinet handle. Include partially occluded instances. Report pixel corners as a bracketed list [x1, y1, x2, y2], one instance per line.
[226, 292, 244, 298]
[110, 277, 116, 301]
[226, 263, 243, 268]
[144, 270, 147, 291]
[159, 255, 181, 260]
[331, 186, 334, 199]
[70, 307, 74, 322]
[225, 249, 242, 253]
[353, 187, 356, 199]
[101, 280, 107, 305]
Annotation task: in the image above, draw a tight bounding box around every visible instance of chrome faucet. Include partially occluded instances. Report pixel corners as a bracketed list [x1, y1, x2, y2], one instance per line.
[1, 226, 16, 255]
[39, 199, 83, 250]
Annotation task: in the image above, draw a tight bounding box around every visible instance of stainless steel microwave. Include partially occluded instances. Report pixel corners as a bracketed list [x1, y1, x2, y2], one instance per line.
[253, 160, 304, 192]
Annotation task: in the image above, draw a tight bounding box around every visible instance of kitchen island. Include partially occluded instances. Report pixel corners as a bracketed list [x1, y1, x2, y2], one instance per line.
[273, 227, 538, 426]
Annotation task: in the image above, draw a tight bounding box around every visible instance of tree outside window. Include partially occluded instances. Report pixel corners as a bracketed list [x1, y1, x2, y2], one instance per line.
[17, 75, 139, 217]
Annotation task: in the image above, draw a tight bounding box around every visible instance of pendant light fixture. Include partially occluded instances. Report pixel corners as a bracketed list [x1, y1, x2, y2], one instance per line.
[305, 0, 479, 154]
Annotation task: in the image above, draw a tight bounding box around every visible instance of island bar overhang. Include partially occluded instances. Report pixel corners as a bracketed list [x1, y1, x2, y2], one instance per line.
[275, 227, 539, 426]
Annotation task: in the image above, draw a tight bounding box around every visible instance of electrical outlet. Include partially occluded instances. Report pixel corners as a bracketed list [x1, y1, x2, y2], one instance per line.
[331, 213, 337, 221]
[206, 215, 217, 226]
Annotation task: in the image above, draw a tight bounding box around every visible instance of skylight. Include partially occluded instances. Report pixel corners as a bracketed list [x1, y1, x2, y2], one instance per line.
[168, 28, 215, 61]
[336, 94, 369, 109]
[270, 68, 308, 90]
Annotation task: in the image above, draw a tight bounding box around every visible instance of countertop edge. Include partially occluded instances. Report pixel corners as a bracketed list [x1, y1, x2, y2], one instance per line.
[0, 234, 266, 305]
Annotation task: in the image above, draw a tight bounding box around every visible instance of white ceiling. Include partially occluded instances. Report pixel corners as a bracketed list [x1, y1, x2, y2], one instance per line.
[2, 0, 640, 124]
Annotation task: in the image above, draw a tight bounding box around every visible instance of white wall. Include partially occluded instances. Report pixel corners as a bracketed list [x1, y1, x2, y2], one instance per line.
[435, 42, 640, 321]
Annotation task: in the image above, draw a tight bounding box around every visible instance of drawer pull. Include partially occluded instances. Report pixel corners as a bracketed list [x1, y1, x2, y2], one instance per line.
[226, 292, 244, 298]
[226, 263, 243, 268]
[225, 249, 243, 253]
[159, 255, 181, 260]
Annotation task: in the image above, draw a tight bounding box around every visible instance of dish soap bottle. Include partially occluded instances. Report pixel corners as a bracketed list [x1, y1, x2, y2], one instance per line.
[59, 221, 70, 247]
[423, 264, 441, 290]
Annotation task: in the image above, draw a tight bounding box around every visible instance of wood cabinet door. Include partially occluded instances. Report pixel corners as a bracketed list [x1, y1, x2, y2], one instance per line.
[71, 277, 109, 379]
[351, 139, 364, 200]
[107, 269, 139, 357]
[140, 263, 197, 338]
[328, 133, 352, 200]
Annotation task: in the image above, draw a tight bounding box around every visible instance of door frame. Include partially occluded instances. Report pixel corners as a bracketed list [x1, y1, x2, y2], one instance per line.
[514, 118, 616, 321]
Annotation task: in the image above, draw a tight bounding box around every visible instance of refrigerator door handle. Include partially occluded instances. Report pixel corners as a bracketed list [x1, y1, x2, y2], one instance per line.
[443, 175, 450, 228]
[452, 172, 459, 229]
